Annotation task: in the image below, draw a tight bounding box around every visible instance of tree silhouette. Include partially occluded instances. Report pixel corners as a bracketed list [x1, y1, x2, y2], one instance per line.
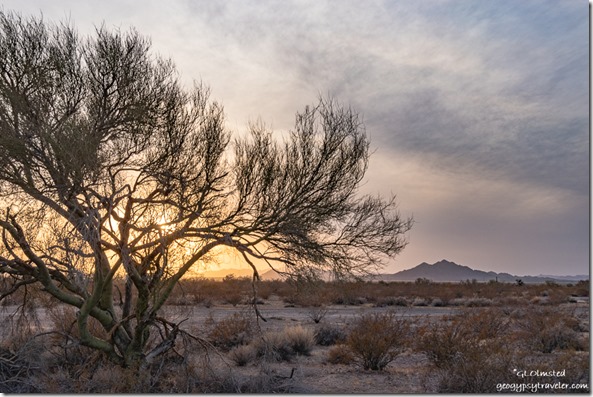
[0, 12, 412, 367]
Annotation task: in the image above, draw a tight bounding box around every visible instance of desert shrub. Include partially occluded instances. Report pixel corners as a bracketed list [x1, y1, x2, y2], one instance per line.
[326, 344, 355, 365]
[201, 297, 214, 308]
[346, 312, 410, 370]
[417, 320, 467, 368]
[435, 343, 519, 393]
[447, 298, 467, 306]
[375, 296, 409, 307]
[307, 305, 328, 323]
[224, 292, 244, 306]
[465, 297, 493, 307]
[430, 298, 445, 307]
[516, 307, 587, 353]
[332, 295, 367, 305]
[495, 296, 529, 306]
[293, 291, 330, 308]
[411, 297, 429, 306]
[229, 344, 256, 366]
[237, 365, 301, 393]
[283, 326, 315, 355]
[415, 277, 432, 285]
[314, 323, 347, 346]
[417, 308, 507, 368]
[247, 296, 265, 305]
[207, 313, 254, 351]
[417, 309, 520, 393]
[536, 324, 584, 353]
[552, 351, 590, 387]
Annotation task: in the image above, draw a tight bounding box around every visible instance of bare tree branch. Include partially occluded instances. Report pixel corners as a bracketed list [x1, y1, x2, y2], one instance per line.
[0, 11, 412, 367]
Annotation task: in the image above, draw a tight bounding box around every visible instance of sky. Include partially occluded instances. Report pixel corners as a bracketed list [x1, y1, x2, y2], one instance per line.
[1, 0, 589, 276]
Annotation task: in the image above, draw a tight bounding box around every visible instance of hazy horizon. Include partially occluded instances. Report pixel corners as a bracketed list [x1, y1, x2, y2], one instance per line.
[198, 258, 589, 278]
[1, 0, 589, 276]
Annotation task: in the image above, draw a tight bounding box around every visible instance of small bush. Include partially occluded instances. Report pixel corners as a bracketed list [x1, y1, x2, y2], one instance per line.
[307, 306, 328, 323]
[465, 297, 493, 307]
[347, 312, 409, 370]
[314, 323, 347, 346]
[375, 296, 409, 307]
[417, 308, 507, 368]
[224, 292, 244, 306]
[326, 344, 355, 365]
[208, 313, 254, 351]
[448, 298, 467, 306]
[412, 297, 428, 306]
[430, 298, 445, 307]
[436, 343, 519, 393]
[516, 307, 587, 353]
[415, 309, 521, 393]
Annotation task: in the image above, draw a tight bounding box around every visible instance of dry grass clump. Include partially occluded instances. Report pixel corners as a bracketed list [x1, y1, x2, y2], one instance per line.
[250, 326, 316, 362]
[252, 331, 295, 362]
[229, 344, 257, 367]
[283, 325, 316, 355]
[207, 313, 254, 351]
[346, 312, 410, 370]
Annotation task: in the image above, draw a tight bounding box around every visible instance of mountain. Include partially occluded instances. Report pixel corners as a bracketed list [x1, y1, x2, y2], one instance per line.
[537, 274, 589, 281]
[260, 269, 285, 280]
[379, 259, 588, 283]
[194, 260, 588, 284]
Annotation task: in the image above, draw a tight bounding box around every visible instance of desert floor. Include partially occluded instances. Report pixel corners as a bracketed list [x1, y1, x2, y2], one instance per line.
[0, 292, 589, 393]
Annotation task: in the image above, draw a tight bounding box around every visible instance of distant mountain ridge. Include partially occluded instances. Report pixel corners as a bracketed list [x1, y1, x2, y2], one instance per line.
[196, 260, 588, 284]
[378, 259, 588, 283]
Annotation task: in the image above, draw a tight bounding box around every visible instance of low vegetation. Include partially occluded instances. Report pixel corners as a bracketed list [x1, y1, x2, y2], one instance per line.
[0, 277, 589, 393]
[346, 312, 410, 370]
[163, 276, 590, 309]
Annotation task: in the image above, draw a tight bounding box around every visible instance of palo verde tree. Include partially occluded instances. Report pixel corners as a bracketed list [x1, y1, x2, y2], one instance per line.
[0, 12, 412, 367]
